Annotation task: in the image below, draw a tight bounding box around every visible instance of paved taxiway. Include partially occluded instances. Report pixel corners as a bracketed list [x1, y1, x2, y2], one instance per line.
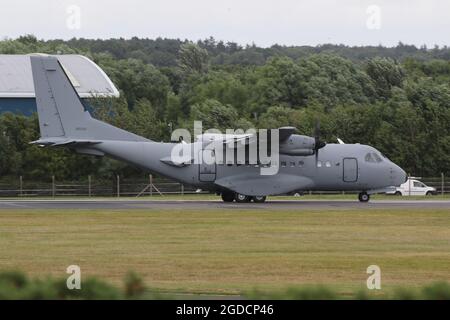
[0, 199, 449, 210]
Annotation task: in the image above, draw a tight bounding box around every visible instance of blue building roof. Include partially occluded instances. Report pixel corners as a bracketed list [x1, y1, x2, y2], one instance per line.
[0, 54, 119, 98]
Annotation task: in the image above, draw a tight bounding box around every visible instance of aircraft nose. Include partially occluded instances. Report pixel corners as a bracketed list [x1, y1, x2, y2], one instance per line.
[402, 169, 408, 183]
[393, 165, 407, 186]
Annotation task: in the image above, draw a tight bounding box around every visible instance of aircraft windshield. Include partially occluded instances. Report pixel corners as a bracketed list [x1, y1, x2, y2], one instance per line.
[365, 152, 383, 163]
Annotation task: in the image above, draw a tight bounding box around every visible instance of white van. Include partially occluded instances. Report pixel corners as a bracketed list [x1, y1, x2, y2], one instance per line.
[387, 178, 437, 196]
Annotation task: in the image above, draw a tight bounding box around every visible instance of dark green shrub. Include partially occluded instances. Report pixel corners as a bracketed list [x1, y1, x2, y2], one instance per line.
[53, 277, 121, 300]
[391, 287, 419, 300]
[0, 270, 28, 288]
[246, 286, 337, 300]
[20, 278, 59, 300]
[124, 271, 146, 299]
[421, 282, 450, 300]
[0, 271, 120, 300]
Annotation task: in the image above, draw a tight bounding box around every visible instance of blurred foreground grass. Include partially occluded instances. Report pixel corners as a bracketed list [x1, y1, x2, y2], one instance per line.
[0, 270, 449, 300]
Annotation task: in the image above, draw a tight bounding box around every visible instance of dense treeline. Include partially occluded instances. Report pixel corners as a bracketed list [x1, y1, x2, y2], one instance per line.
[3, 35, 449, 66]
[0, 35, 449, 181]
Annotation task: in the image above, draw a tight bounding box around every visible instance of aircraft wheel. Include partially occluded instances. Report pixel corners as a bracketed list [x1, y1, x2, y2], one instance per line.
[252, 196, 267, 203]
[221, 192, 235, 202]
[235, 193, 251, 203]
[358, 192, 370, 202]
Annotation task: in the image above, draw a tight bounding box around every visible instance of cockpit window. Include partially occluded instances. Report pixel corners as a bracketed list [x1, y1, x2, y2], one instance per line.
[372, 153, 383, 162]
[365, 153, 375, 162]
[365, 152, 383, 163]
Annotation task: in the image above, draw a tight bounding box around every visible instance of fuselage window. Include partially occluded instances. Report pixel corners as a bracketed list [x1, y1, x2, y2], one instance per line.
[281, 161, 287, 167]
[290, 161, 296, 167]
[317, 161, 322, 168]
[298, 160, 304, 167]
[325, 161, 331, 167]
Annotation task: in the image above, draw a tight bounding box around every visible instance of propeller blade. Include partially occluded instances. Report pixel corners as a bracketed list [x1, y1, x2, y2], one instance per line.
[312, 119, 326, 164]
[315, 120, 320, 139]
[313, 120, 326, 150]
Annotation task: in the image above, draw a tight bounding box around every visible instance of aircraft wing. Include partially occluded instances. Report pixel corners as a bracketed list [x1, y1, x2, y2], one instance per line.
[214, 173, 313, 196]
[160, 156, 192, 167]
[199, 126, 297, 148]
[197, 133, 254, 148]
[277, 126, 297, 141]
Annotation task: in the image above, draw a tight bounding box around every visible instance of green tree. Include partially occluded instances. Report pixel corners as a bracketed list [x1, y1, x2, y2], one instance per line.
[189, 71, 250, 110]
[258, 106, 303, 129]
[178, 43, 209, 74]
[366, 57, 405, 99]
[189, 99, 239, 130]
[131, 98, 166, 140]
[97, 57, 170, 113]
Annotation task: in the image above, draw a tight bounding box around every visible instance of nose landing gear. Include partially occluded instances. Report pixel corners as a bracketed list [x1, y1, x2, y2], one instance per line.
[358, 192, 370, 202]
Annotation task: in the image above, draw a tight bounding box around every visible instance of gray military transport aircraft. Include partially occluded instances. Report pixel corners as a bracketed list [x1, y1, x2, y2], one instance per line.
[30, 56, 407, 203]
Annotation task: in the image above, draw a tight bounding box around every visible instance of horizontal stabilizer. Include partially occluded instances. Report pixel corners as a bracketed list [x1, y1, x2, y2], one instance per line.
[30, 138, 102, 147]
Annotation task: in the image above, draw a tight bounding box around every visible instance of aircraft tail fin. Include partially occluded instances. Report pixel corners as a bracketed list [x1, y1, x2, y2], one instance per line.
[30, 55, 148, 142]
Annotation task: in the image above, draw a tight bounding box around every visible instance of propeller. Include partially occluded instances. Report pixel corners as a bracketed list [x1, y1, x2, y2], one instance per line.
[313, 120, 326, 163]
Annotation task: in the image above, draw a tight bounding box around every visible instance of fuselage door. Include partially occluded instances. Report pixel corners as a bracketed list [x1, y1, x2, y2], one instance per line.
[343, 158, 358, 182]
[199, 149, 216, 182]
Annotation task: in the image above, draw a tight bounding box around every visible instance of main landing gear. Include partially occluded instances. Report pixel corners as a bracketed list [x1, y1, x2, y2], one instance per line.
[358, 192, 370, 202]
[235, 193, 251, 203]
[252, 196, 267, 203]
[221, 191, 267, 203]
[221, 191, 235, 202]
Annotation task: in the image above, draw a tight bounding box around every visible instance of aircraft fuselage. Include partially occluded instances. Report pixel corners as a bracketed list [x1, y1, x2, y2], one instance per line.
[94, 140, 407, 196]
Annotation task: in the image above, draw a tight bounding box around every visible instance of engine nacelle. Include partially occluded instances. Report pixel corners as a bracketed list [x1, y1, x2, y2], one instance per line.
[279, 135, 316, 156]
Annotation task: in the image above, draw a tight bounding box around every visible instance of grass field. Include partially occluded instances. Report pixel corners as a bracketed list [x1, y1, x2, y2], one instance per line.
[0, 207, 449, 298]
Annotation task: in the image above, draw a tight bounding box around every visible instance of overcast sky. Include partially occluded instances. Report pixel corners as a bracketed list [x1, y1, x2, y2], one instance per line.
[1, 0, 448, 47]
